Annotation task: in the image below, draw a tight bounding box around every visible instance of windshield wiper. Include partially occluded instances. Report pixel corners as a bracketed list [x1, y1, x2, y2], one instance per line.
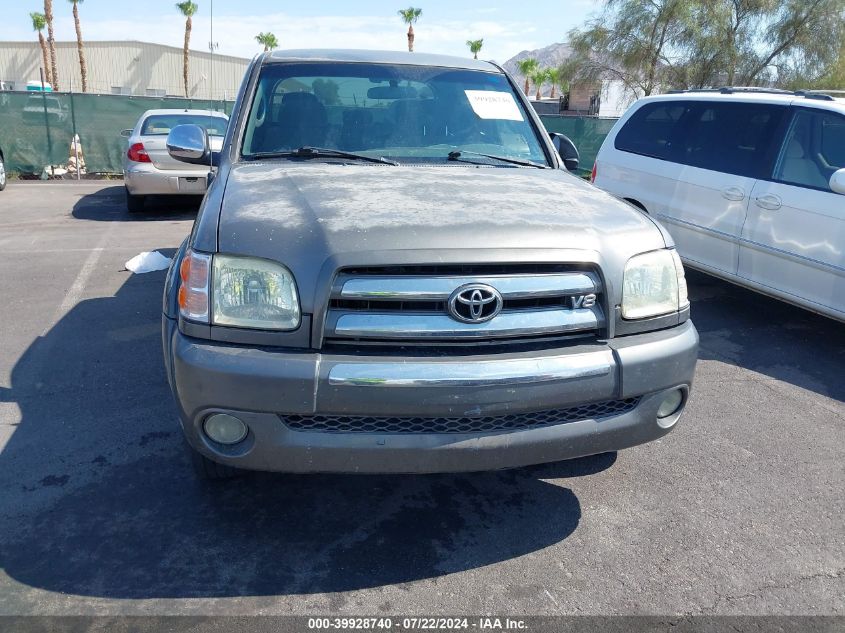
[248, 146, 399, 166]
[447, 150, 547, 169]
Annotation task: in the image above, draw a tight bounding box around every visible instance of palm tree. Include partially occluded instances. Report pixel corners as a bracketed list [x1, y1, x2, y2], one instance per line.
[30, 12, 52, 86]
[466, 38, 483, 60]
[546, 67, 565, 99]
[255, 32, 279, 52]
[176, 1, 198, 98]
[43, 0, 59, 91]
[68, 0, 88, 92]
[397, 7, 422, 52]
[516, 58, 537, 95]
[530, 68, 549, 100]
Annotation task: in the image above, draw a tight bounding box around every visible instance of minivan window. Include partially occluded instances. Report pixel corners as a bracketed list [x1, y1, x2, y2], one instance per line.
[681, 102, 785, 177]
[616, 100, 787, 178]
[614, 102, 691, 160]
[773, 108, 845, 191]
[241, 62, 548, 165]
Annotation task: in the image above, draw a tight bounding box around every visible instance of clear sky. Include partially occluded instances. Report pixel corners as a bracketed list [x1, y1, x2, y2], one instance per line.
[1, 0, 600, 63]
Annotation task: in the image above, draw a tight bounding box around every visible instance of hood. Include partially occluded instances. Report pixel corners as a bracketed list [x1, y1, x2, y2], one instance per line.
[217, 162, 666, 310]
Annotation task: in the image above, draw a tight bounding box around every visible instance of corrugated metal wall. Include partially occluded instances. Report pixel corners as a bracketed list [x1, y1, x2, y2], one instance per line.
[0, 41, 249, 99]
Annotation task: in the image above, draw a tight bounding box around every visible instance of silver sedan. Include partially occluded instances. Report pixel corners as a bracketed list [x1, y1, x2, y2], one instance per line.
[122, 109, 227, 212]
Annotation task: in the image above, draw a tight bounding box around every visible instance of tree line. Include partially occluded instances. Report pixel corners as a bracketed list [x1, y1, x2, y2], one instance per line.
[563, 0, 845, 99]
[29, 1, 204, 96]
[398, 1, 845, 99]
[27, 1, 840, 101]
[23, 3, 433, 97]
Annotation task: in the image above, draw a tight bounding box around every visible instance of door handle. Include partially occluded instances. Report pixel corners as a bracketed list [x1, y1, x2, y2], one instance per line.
[755, 194, 782, 211]
[721, 186, 745, 201]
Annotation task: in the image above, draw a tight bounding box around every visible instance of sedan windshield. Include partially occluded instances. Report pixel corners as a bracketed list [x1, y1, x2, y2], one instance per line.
[242, 62, 549, 166]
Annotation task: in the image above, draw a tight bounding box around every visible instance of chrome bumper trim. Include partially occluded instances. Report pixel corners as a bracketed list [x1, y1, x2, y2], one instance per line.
[328, 308, 601, 339]
[327, 350, 614, 387]
[336, 272, 600, 301]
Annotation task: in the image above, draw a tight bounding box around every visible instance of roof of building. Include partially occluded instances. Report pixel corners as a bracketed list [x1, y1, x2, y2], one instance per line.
[0, 40, 251, 64]
[265, 49, 499, 72]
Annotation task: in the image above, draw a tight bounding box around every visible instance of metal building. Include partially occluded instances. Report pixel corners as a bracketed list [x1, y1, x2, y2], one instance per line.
[0, 40, 250, 99]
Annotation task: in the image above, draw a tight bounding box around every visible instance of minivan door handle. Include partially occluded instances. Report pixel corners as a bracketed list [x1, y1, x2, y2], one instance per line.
[721, 186, 746, 201]
[755, 194, 782, 211]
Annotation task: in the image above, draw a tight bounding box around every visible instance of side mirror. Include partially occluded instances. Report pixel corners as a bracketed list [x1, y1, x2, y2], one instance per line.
[167, 124, 214, 165]
[830, 168, 845, 195]
[119, 128, 133, 138]
[550, 132, 580, 172]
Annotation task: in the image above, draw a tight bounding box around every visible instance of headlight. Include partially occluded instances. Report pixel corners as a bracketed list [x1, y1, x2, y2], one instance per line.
[212, 255, 300, 330]
[622, 249, 689, 319]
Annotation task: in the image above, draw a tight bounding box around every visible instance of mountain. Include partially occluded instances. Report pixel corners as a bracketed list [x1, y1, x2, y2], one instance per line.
[502, 42, 573, 98]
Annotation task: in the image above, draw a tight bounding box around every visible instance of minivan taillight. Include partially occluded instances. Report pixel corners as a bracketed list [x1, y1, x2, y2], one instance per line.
[127, 142, 151, 163]
[591, 162, 597, 183]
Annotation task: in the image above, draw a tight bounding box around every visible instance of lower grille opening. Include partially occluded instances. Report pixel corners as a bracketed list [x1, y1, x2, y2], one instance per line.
[283, 398, 640, 434]
[321, 333, 600, 356]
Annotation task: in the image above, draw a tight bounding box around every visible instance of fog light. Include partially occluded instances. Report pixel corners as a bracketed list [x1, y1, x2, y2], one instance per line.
[657, 389, 684, 419]
[203, 413, 248, 445]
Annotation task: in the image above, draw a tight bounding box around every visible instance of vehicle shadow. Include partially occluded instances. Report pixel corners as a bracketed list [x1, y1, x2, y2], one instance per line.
[687, 269, 845, 402]
[71, 184, 200, 222]
[0, 270, 604, 599]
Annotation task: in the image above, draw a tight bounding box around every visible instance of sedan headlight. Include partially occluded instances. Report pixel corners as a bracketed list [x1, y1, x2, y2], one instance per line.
[622, 249, 688, 319]
[212, 255, 300, 330]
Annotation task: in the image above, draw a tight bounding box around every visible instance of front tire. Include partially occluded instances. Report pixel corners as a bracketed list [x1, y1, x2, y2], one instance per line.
[189, 446, 241, 480]
[126, 187, 145, 212]
[0, 154, 7, 191]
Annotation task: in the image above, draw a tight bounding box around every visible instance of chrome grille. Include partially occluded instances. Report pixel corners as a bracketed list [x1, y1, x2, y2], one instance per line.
[283, 398, 640, 434]
[324, 265, 604, 344]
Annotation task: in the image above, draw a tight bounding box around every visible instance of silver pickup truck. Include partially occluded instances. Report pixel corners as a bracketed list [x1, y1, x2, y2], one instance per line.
[161, 49, 698, 479]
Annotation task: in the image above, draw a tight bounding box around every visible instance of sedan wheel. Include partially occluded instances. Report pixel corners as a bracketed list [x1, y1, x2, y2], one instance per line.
[0, 155, 7, 191]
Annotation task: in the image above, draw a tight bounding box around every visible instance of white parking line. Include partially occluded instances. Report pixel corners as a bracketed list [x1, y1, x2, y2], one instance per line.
[0, 247, 153, 254]
[6, 182, 113, 186]
[39, 223, 118, 336]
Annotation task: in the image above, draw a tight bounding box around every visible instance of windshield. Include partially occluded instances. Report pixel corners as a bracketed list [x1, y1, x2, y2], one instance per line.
[141, 114, 228, 137]
[242, 62, 549, 166]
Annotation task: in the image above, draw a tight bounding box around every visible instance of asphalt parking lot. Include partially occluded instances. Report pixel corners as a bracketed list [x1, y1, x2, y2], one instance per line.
[0, 181, 842, 616]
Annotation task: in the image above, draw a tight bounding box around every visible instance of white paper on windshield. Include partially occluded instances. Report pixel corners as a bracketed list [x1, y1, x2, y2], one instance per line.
[465, 90, 524, 121]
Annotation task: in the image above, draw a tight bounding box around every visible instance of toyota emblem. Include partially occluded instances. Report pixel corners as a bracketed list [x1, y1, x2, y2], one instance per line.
[447, 284, 504, 323]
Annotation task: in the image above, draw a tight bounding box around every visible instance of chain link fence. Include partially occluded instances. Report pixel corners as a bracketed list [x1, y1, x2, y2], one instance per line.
[0, 92, 614, 177]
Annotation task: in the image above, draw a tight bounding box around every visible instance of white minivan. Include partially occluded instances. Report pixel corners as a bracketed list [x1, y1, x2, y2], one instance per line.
[593, 88, 845, 322]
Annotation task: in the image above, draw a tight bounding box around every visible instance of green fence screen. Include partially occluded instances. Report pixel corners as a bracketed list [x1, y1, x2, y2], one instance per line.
[0, 92, 614, 176]
[539, 116, 619, 176]
[0, 92, 233, 175]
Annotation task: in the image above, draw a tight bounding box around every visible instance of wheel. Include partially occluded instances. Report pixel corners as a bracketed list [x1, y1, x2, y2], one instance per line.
[189, 445, 242, 480]
[0, 154, 7, 191]
[125, 187, 145, 212]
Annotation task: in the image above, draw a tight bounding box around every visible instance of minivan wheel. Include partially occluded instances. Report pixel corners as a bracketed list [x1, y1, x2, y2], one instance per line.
[189, 446, 242, 480]
[0, 154, 7, 191]
[126, 187, 145, 213]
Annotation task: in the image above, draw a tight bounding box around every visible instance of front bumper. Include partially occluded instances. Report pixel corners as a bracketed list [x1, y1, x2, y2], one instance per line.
[163, 319, 698, 473]
[124, 164, 210, 196]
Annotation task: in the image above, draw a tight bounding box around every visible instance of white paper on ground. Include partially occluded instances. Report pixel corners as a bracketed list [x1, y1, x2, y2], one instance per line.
[125, 251, 172, 274]
[464, 90, 524, 121]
